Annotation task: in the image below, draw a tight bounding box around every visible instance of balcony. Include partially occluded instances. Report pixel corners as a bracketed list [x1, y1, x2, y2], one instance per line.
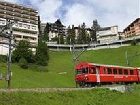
[13, 12, 21, 17]
[0, 9, 5, 14]
[5, 6, 14, 11]
[0, 14, 6, 18]
[21, 10, 31, 15]
[13, 7, 22, 13]
[6, 11, 14, 16]
[22, 14, 30, 19]
[30, 16, 37, 21]
[30, 12, 37, 16]
[5, 15, 14, 20]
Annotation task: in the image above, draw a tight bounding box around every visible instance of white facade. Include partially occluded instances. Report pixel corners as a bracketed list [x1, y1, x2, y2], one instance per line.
[0, 1, 38, 55]
[48, 31, 58, 41]
[97, 26, 119, 44]
[0, 18, 38, 55]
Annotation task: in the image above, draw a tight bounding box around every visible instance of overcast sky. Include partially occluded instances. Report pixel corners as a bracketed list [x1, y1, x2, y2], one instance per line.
[4, 0, 140, 31]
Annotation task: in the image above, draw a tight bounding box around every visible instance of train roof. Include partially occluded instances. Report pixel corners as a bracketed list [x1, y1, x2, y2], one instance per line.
[88, 63, 137, 69]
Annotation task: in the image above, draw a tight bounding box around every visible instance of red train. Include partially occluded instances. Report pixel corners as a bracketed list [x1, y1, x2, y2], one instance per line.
[75, 62, 140, 87]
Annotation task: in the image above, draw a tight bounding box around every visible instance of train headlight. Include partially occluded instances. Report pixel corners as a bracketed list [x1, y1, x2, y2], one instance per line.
[85, 76, 88, 80]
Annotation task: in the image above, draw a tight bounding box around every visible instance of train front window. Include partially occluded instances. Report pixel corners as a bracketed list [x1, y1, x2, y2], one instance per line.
[76, 70, 82, 74]
[76, 68, 88, 74]
[82, 68, 88, 74]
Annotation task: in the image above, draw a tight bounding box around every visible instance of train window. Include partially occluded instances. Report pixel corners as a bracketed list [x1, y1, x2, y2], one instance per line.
[107, 68, 112, 74]
[76, 70, 82, 74]
[124, 69, 128, 75]
[82, 68, 88, 74]
[130, 70, 134, 75]
[90, 67, 96, 74]
[113, 68, 117, 74]
[118, 69, 122, 74]
[104, 68, 107, 74]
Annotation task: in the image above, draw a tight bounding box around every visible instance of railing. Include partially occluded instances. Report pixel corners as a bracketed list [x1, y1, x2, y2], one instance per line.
[47, 37, 140, 51]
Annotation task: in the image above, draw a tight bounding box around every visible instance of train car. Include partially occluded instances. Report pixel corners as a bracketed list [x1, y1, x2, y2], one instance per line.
[75, 62, 140, 87]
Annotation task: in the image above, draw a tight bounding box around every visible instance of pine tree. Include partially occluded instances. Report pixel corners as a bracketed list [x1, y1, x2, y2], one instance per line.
[91, 19, 100, 42]
[59, 34, 64, 44]
[38, 16, 42, 41]
[77, 23, 87, 44]
[35, 41, 49, 66]
[66, 25, 76, 44]
[66, 26, 71, 44]
[43, 23, 50, 41]
[71, 25, 76, 44]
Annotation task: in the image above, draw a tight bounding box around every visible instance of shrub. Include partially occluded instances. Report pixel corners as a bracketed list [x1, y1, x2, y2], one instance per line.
[18, 58, 28, 69]
[12, 40, 34, 63]
[0, 55, 7, 63]
[131, 39, 137, 46]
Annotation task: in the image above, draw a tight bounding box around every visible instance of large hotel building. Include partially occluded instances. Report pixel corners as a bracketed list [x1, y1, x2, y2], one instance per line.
[0, 0, 38, 55]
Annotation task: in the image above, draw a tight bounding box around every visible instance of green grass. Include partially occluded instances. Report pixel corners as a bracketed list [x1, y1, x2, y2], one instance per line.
[0, 85, 140, 105]
[0, 45, 140, 88]
[0, 51, 75, 88]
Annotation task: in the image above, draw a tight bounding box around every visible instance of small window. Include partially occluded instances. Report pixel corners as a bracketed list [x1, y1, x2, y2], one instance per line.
[76, 70, 82, 74]
[130, 70, 134, 75]
[118, 69, 122, 74]
[113, 68, 117, 74]
[90, 67, 96, 74]
[124, 69, 128, 75]
[82, 68, 88, 74]
[104, 68, 107, 74]
[107, 68, 112, 74]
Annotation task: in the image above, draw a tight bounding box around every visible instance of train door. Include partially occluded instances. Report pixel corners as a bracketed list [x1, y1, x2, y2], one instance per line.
[138, 70, 140, 82]
[96, 66, 100, 83]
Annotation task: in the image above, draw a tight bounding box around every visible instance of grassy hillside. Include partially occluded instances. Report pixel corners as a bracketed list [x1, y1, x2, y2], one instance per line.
[80, 45, 140, 67]
[0, 51, 75, 88]
[0, 85, 140, 105]
[0, 45, 140, 88]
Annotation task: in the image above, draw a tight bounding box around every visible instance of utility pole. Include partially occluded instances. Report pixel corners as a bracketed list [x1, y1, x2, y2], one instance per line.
[0, 19, 16, 89]
[6, 22, 13, 89]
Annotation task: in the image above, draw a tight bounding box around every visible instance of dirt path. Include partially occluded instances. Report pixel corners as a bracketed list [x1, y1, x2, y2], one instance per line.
[0, 85, 129, 93]
[0, 88, 93, 93]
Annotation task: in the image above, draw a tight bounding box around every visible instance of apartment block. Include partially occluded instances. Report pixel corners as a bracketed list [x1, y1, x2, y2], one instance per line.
[123, 18, 140, 38]
[47, 19, 66, 41]
[0, 1, 38, 55]
[97, 26, 119, 44]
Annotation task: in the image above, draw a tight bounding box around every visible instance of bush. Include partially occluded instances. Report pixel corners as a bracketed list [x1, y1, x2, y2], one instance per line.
[18, 58, 28, 69]
[131, 39, 137, 46]
[12, 40, 34, 63]
[0, 55, 7, 63]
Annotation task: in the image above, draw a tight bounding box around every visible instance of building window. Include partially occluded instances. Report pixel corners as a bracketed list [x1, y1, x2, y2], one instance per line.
[19, 23, 22, 27]
[32, 25, 36, 30]
[27, 25, 30, 29]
